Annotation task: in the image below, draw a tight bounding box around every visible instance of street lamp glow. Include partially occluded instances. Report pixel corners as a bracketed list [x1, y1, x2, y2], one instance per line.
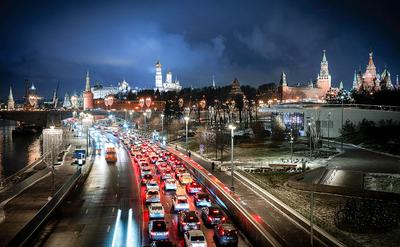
[184, 116, 190, 150]
[228, 124, 236, 191]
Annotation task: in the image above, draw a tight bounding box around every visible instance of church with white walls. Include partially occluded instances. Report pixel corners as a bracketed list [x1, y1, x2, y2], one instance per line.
[154, 60, 182, 92]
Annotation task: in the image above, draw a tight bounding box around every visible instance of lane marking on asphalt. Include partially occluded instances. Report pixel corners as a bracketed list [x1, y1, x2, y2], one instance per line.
[85, 208, 89, 215]
[115, 193, 118, 198]
[112, 207, 115, 212]
[107, 225, 111, 232]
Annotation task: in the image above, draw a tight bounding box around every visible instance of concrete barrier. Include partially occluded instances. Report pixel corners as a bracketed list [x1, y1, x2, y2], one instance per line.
[165, 145, 281, 247]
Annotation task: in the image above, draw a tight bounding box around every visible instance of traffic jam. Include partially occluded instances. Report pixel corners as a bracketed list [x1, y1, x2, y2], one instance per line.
[120, 132, 247, 247]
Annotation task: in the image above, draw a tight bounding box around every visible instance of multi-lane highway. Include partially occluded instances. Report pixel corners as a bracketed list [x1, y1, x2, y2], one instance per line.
[31, 127, 250, 246]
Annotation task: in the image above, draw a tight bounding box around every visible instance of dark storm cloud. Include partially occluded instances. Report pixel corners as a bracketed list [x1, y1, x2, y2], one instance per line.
[0, 0, 399, 99]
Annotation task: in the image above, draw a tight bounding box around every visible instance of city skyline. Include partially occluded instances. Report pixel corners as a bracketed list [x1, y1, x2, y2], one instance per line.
[1, 0, 400, 99]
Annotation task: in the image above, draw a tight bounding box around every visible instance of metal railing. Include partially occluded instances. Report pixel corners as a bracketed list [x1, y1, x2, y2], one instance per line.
[7, 168, 82, 247]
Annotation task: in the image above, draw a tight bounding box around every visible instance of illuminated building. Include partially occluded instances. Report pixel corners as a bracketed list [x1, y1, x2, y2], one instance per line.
[278, 50, 332, 102]
[353, 51, 394, 92]
[154, 60, 182, 92]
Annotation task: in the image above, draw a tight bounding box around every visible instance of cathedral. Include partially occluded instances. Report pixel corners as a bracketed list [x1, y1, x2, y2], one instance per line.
[278, 50, 332, 102]
[352, 51, 394, 92]
[154, 60, 182, 92]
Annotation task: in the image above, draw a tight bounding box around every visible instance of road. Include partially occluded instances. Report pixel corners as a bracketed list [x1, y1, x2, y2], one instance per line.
[325, 142, 400, 174]
[31, 130, 142, 247]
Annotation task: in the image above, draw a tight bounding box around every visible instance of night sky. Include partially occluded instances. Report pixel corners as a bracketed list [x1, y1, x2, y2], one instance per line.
[1, 0, 400, 99]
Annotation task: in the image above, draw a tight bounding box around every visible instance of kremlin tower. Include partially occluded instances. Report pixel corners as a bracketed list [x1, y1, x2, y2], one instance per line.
[83, 71, 94, 110]
[316, 50, 331, 92]
[8, 86, 15, 110]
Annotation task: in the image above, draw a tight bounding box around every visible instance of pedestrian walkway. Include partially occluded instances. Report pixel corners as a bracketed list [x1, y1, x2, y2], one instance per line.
[0, 131, 84, 245]
[174, 144, 340, 247]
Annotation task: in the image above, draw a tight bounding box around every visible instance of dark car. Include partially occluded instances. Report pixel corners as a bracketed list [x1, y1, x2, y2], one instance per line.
[141, 174, 154, 185]
[177, 210, 201, 233]
[214, 223, 238, 246]
[201, 206, 225, 227]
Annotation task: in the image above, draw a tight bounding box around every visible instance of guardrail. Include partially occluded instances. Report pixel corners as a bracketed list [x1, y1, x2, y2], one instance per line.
[7, 168, 82, 247]
[164, 145, 281, 247]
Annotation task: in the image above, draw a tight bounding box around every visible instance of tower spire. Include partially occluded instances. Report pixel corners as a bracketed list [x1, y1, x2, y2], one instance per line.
[85, 71, 91, 91]
[322, 49, 327, 62]
[212, 75, 216, 88]
[8, 86, 15, 110]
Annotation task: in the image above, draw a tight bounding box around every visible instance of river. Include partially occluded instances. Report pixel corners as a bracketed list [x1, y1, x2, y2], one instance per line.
[0, 120, 42, 179]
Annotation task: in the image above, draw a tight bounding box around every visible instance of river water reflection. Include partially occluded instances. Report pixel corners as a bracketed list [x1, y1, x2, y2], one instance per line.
[0, 120, 42, 179]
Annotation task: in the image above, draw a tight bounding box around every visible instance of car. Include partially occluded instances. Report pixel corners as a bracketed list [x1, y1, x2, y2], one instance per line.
[214, 223, 239, 246]
[146, 189, 161, 204]
[141, 174, 154, 185]
[148, 220, 169, 241]
[177, 210, 201, 233]
[157, 162, 168, 172]
[146, 179, 160, 191]
[172, 161, 184, 171]
[148, 203, 165, 219]
[141, 167, 152, 177]
[149, 240, 174, 247]
[194, 193, 212, 207]
[179, 173, 193, 185]
[175, 167, 187, 179]
[186, 181, 202, 194]
[184, 230, 207, 247]
[161, 169, 174, 180]
[164, 178, 177, 191]
[172, 195, 190, 212]
[201, 206, 225, 227]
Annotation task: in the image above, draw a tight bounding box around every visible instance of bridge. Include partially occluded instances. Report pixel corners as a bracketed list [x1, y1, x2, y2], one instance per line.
[0, 109, 154, 127]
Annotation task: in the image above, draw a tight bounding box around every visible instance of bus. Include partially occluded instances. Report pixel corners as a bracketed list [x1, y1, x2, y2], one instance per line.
[105, 146, 117, 163]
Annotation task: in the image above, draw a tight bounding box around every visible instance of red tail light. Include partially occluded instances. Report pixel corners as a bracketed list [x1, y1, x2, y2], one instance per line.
[222, 217, 226, 221]
[208, 216, 212, 222]
[181, 222, 187, 225]
[196, 221, 201, 224]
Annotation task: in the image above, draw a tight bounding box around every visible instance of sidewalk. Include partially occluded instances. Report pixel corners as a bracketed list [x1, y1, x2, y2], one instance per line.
[173, 144, 333, 247]
[0, 132, 85, 245]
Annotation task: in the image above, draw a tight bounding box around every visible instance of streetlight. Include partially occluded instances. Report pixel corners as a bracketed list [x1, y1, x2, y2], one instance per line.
[184, 116, 190, 150]
[340, 95, 344, 151]
[308, 122, 312, 158]
[160, 113, 165, 140]
[228, 124, 236, 191]
[289, 129, 294, 162]
[143, 112, 147, 134]
[327, 112, 331, 148]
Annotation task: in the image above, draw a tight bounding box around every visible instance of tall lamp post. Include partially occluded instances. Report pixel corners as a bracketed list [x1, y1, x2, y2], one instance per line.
[184, 116, 190, 150]
[340, 95, 344, 152]
[143, 111, 147, 134]
[228, 124, 236, 191]
[289, 128, 294, 162]
[327, 112, 331, 148]
[308, 122, 312, 158]
[160, 113, 164, 138]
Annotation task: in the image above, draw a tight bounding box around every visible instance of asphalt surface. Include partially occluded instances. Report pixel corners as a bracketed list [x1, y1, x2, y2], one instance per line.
[31, 130, 142, 247]
[325, 142, 400, 174]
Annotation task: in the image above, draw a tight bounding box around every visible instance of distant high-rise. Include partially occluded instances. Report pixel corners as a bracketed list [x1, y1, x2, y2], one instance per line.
[83, 71, 94, 110]
[8, 86, 15, 110]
